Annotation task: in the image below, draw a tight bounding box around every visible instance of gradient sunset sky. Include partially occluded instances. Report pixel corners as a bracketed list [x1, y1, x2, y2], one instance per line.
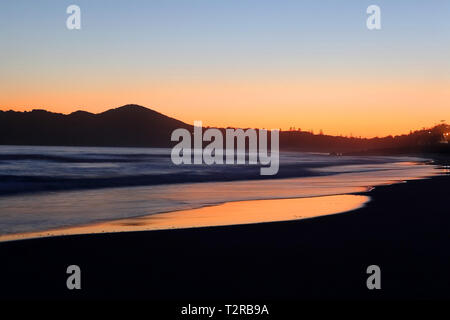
[1, 0, 449, 137]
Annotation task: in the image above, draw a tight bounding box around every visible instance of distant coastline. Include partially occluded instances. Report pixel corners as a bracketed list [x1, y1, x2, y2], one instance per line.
[2, 104, 449, 154]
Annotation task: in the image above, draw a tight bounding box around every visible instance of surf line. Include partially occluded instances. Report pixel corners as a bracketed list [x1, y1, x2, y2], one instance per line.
[171, 121, 279, 175]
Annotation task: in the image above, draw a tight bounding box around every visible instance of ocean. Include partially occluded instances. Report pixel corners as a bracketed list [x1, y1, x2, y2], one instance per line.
[0, 145, 443, 237]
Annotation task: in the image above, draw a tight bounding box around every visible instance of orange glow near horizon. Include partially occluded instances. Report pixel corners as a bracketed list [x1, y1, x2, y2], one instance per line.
[1, 76, 448, 138]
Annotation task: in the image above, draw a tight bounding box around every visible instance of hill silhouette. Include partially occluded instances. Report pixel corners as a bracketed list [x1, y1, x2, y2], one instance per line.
[0, 104, 449, 154]
[0, 105, 192, 148]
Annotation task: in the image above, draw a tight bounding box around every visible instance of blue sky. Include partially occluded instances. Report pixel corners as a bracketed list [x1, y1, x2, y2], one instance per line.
[2, 0, 448, 78]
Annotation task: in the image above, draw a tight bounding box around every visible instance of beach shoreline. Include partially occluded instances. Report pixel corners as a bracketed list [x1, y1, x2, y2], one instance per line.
[0, 148, 442, 237]
[0, 194, 370, 242]
[0, 169, 449, 300]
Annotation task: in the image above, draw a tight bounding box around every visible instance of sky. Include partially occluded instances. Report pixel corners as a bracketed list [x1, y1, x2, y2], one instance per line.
[0, 0, 449, 137]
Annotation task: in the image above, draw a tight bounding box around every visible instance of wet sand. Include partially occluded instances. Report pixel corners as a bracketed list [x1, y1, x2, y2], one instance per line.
[0, 194, 369, 242]
[0, 174, 449, 300]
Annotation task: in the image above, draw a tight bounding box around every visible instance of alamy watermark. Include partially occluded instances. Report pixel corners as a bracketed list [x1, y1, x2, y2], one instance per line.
[171, 121, 279, 176]
[366, 5, 381, 30]
[366, 264, 381, 290]
[66, 265, 81, 290]
[66, 4, 81, 30]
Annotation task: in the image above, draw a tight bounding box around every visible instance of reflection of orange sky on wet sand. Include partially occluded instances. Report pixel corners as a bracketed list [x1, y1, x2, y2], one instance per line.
[0, 194, 369, 242]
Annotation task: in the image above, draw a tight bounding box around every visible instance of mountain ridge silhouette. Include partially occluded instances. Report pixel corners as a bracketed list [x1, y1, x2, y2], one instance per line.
[0, 104, 192, 148]
[1, 104, 449, 154]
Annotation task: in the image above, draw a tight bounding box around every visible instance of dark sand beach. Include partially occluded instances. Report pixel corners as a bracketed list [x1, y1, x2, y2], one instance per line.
[0, 172, 449, 300]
